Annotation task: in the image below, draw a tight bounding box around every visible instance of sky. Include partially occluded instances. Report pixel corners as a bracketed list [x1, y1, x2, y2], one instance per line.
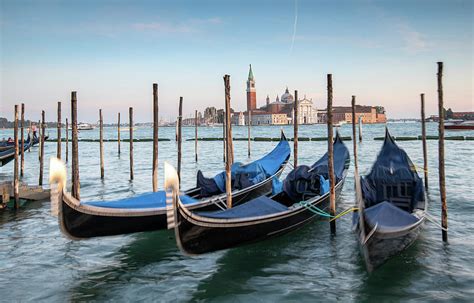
[0, 0, 472, 122]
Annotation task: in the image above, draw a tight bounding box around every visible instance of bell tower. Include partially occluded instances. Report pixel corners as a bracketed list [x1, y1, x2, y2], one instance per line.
[246, 64, 256, 111]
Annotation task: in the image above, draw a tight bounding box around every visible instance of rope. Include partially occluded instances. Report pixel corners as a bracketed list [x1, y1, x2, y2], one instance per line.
[414, 164, 428, 173]
[298, 201, 358, 221]
[424, 212, 448, 232]
[329, 207, 358, 222]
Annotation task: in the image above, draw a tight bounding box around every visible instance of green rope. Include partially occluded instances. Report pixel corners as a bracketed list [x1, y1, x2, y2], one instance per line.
[298, 201, 334, 217]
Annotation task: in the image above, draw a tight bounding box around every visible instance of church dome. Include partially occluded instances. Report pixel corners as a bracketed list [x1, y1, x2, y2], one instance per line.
[281, 87, 294, 103]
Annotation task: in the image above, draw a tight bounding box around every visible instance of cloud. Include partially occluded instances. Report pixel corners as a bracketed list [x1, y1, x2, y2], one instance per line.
[397, 23, 430, 54]
[132, 17, 222, 34]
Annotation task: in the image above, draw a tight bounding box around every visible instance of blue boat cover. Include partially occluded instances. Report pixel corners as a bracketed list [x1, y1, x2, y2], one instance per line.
[283, 133, 349, 201]
[310, 133, 350, 182]
[361, 130, 424, 211]
[196, 196, 288, 219]
[364, 201, 419, 231]
[197, 137, 290, 196]
[83, 191, 197, 209]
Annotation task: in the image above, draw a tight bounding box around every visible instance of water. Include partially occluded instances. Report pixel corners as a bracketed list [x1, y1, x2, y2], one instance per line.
[0, 123, 473, 302]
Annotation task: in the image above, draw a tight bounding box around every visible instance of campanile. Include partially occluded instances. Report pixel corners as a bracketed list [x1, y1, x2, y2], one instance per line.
[246, 64, 256, 111]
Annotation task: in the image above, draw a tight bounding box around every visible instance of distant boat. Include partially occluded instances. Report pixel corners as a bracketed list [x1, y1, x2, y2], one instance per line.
[444, 120, 474, 130]
[334, 121, 346, 127]
[68, 123, 95, 131]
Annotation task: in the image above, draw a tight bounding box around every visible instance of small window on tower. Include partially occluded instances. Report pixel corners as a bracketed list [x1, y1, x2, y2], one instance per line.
[251, 84, 254, 88]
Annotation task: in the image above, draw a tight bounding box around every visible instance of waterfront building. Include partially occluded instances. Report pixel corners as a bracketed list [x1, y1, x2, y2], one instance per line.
[318, 105, 387, 124]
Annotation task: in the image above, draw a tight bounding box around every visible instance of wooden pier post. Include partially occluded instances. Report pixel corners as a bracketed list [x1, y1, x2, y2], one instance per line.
[420, 93, 428, 190]
[65, 118, 69, 163]
[57, 101, 62, 159]
[20, 103, 25, 177]
[358, 116, 363, 142]
[327, 74, 336, 234]
[195, 110, 198, 162]
[294, 90, 299, 167]
[247, 110, 251, 157]
[38, 119, 41, 161]
[129, 107, 134, 180]
[117, 112, 121, 155]
[437, 62, 448, 242]
[39, 111, 45, 186]
[351, 96, 358, 174]
[152, 83, 159, 191]
[177, 97, 183, 179]
[14, 105, 19, 208]
[223, 113, 226, 163]
[28, 121, 31, 153]
[224, 74, 233, 208]
[71, 92, 80, 200]
[99, 109, 104, 179]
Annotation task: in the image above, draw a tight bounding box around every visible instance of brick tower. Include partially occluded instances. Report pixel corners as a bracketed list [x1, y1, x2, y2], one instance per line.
[246, 64, 256, 111]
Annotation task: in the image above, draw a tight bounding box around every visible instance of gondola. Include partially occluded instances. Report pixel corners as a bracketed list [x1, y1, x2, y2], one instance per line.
[352, 129, 427, 272]
[49, 134, 290, 239]
[0, 134, 33, 152]
[0, 135, 31, 167]
[165, 133, 350, 255]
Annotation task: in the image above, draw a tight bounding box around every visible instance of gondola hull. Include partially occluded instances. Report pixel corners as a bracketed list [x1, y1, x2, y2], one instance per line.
[58, 165, 285, 239]
[175, 176, 346, 255]
[355, 218, 423, 272]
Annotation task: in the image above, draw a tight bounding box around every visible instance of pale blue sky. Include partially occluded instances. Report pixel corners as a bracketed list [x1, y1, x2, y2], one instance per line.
[1, 0, 472, 122]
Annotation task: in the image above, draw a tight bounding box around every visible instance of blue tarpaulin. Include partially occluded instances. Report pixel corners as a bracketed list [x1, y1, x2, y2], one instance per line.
[197, 137, 290, 196]
[364, 201, 418, 231]
[283, 133, 349, 201]
[196, 196, 288, 219]
[361, 131, 424, 211]
[83, 191, 197, 209]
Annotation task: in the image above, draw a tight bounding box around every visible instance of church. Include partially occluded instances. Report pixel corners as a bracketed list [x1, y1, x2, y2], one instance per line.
[234, 65, 318, 125]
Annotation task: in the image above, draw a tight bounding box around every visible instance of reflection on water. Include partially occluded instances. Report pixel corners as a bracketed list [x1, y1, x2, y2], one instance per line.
[0, 123, 473, 301]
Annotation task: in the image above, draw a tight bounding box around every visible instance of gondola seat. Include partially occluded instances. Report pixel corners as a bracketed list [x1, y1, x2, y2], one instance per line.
[83, 191, 197, 209]
[196, 196, 288, 219]
[365, 201, 418, 232]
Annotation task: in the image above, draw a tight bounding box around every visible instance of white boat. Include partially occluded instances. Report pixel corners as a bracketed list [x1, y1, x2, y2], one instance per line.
[77, 123, 95, 130]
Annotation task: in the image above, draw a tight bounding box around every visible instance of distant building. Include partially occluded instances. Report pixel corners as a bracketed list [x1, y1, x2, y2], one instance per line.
[203, 107, 218, 124]
[234, 65, 318, 125]
[318, 105, 387, 124]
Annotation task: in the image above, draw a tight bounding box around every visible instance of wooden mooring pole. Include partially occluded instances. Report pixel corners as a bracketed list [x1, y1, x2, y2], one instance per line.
[39, 111, 45, 186]
[57, 101, 62, 159]
[420, 93, 428, 190]
[223, 111, 226, 163]
[195, 110, 198, 162]
[437, 62, 448, 242]
[152, 84, 159, 191]
[177, 97, 183, 180]
[294, 90, 299, 167]
[224, 74, 233, 208]
[327, 74, 336, 234]
[65, 118, 69, 163]
[247, 110, 251, 157]
[28, 121, 31, 153]
[99, 109, 104, 179]
[117, 112, 121, 155]
[20, 103, 25, 177]
[129, 107, 134, 180]
[351, 96, 358, 174]
[38, 119, 41, 161]
[358, 116, 363, 142]
[71, 92, 80, 200]
[14, 105, 19, 208]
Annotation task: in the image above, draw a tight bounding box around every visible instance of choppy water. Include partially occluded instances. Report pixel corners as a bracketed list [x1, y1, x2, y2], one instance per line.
[0, 123, 473, 302]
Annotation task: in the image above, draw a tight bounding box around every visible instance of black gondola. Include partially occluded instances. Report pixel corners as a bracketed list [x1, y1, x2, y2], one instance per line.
[0, 135, 31, 167]
[49, 134, 290, 239]
[165, 133, 350, 255]
[352, 129, 427, 272]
